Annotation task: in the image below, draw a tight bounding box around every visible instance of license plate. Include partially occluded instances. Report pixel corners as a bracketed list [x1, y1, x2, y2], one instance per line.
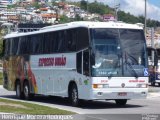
[118, 92, 127, 96]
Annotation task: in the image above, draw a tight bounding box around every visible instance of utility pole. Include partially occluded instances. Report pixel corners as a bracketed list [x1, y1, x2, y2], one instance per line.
[55, 7, 59, 24]
[144, 0, 147, 35]
[115, 4, 120, 21]
[151, 28, 155, 65]
[86, 0, 88, 15]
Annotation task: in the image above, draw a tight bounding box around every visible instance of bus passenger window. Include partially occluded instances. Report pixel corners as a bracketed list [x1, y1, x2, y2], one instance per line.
[5, 39, 11, 56]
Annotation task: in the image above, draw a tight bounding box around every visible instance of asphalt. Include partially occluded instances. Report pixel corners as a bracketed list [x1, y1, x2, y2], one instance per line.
[0, 85, 160, 114]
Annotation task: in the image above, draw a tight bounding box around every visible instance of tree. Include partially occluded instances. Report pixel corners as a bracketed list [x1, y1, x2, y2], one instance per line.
[80, 0, 87, 10]
[88, 2, 110, 15]
[74, 14, 83, 21]
[59, 15, 70, 23]
[7, 4, 17, 9]
[32, 2, 41, 9]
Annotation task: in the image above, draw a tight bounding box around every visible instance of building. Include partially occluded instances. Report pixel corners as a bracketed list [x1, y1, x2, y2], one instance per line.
[102, 14, 115, 21]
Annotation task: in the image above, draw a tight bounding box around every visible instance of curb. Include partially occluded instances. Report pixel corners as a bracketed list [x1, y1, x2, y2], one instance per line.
[0, 112, 13, 114]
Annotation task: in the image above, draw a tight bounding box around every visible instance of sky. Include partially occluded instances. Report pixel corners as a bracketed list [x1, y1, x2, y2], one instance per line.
[68, 0, 160, 21]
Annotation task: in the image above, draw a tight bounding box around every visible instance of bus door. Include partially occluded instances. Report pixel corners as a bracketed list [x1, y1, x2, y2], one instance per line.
[77, 49, 90, 76]
[148, 48, 159, 86]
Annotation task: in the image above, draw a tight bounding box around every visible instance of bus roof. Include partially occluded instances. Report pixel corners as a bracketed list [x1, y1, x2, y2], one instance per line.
[4, 21, 144, 39]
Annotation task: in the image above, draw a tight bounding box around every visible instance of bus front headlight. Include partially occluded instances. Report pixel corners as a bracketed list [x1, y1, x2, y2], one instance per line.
[157, 68, 160, 72]
[158, 75, 160, 79]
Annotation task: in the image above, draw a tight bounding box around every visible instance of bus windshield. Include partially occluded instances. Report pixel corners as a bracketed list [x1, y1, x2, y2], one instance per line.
[91, 28, 147, 77]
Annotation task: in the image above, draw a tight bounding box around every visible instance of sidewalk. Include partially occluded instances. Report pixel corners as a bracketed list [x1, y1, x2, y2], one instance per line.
[148, 92, 160, 98]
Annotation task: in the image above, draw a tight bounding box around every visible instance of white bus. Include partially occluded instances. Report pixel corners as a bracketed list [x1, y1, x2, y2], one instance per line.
[3, 21, 148, 106]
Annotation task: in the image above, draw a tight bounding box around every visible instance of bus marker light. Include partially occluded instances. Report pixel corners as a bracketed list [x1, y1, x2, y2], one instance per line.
[141, 92, 146, 95]
[97, 92, 103, 95]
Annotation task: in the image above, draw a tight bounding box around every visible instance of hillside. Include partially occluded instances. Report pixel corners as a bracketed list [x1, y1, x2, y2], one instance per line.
[76, 0, 160, 27]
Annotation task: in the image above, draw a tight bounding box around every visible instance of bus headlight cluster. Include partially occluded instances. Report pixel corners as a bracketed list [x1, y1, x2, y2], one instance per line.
[136, 84, 147, 88]
[93, 84, 109, 88]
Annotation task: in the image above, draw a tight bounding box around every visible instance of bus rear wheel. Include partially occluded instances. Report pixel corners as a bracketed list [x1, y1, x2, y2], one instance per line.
[115, 99, 127, 106]
[69, 84, 79, 107]
[16, 81, 24, 99]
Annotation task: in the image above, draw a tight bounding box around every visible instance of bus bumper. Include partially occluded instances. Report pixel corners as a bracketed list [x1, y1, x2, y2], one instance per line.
[155, 80, 160, 83]
[90, 89, 148, 100]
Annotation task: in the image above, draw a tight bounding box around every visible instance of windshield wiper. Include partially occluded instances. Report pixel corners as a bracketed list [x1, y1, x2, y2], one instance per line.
[124, 52, 138, 78]
[108, 61, 119, 79]
[125, 61, 138, 78]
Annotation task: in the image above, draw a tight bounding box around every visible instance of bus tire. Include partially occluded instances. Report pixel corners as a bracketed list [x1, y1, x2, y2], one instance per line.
[151, 82, 155, 86]
[69, 84, 79, 107]
[23, 81, 34, 100]
[158, 83, 160, 86]
[16, 81, 24, 99]
[115, 99, 127, 106]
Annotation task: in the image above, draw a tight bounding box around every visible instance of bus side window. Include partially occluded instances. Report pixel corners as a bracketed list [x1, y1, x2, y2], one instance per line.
[67, 29, 77, 52]
[77, 28, 89, 51]
[83, 49, 89, 76]
[5, 39, 11, 56]
[11, 38, 19, 55]
[77, 52, 82, 74]
[2, 40, 5, 57]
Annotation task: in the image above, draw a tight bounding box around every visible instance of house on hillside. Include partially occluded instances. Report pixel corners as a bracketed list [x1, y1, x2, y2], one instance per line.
[102, 14, 115, 21]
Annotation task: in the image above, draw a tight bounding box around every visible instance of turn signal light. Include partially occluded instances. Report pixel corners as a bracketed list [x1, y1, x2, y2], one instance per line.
[93, 84, 98, 88]
[93, 84, 109, 88]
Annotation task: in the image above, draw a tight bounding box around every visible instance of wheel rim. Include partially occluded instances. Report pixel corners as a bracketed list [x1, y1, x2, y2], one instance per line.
[72, 88, 78, 104]
[24, 85, 29, 98]
[16, 84, 20, 97]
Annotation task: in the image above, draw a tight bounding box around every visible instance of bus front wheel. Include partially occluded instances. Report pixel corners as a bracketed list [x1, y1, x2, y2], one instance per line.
[23, 81, 34, 100]
[69, 84, 79, 107]
[115, 99, 127, 106]
[151, 82, 155, 86]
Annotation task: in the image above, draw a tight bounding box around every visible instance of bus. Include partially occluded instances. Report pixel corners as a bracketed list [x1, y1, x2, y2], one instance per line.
[148, 47, 160, 86]
[3, 21, 148, 106]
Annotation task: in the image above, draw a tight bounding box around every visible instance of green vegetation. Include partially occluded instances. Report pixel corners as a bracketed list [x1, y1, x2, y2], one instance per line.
[7, 4, 17, 9]
[80, 0, 112, 15]
[0, 72, 3, 85]
[0, 98, 75, 115]
[59, 15, 71, 24]
[118, 11, 160, 27]
[79, 0, 160, 27]
[32, 2, 41, 9]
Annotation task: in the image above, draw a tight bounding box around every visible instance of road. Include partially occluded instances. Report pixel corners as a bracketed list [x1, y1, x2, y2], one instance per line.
[0, 85, 160, 120]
